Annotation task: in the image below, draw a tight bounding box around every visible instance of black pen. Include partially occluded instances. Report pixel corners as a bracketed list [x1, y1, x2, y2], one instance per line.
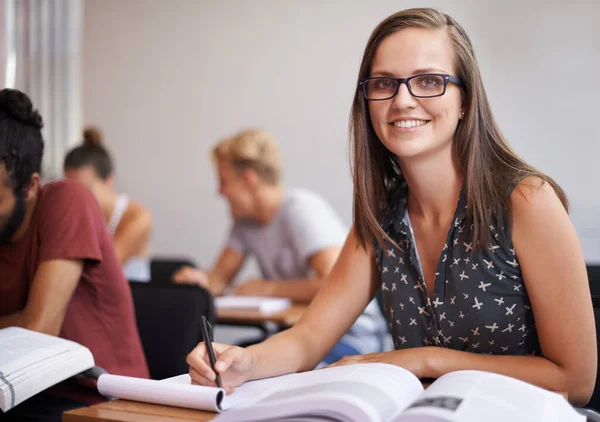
[200, 315, 223, 389]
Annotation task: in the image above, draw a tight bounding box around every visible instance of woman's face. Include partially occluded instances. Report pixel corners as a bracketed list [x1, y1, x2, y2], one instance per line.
[367, 28, 463, 162]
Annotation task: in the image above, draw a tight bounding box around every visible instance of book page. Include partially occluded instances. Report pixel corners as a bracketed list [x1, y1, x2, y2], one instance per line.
[214, 363, 424, 422]
[0, 327, 84, 376]
[98, 374, 226, 412]
[10, 347, 94, 409]
[395, 370, 584, 422]
[0, 327, 94, 412]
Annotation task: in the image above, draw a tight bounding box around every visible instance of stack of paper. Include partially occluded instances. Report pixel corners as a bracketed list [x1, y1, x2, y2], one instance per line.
[0, 327, 95, 412]
[215, 296, 292, 315]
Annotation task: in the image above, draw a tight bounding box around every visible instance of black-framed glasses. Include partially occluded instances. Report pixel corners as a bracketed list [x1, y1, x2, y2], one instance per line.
[359, 73, 464, 100]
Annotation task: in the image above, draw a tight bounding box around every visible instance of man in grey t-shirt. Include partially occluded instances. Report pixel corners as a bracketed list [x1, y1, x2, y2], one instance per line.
[174, 129, 388, 362]
[229, 188, 346, 282]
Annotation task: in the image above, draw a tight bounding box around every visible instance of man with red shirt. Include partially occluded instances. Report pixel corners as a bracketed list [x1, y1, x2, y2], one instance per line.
[0, 89, 149, 420]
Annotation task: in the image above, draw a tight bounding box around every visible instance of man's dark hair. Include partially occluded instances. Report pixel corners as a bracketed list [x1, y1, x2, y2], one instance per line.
[0, 88, 44, 192]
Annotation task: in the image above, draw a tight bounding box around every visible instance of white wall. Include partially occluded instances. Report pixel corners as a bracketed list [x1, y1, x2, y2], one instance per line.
[83, 0, 600, 268]
[0, 1, 5, 87]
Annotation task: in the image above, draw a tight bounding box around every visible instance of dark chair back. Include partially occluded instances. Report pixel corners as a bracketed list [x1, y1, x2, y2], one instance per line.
[129, 283, 215, 380]
[150, 257, 198, 285]
[589, 265, 600, 298]
[587, 265, 600, 411]
[588, 307, 600, 412]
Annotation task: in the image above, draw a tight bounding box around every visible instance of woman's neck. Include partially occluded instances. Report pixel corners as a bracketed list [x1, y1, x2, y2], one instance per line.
[400, 151, 463, 227]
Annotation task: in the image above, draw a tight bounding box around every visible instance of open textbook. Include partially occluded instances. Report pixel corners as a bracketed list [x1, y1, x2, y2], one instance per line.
[97, 363, 583, 422]
[0, 327, 95, 413]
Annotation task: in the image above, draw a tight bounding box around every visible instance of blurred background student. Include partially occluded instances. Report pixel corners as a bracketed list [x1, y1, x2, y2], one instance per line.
[64, 127, 152, 282]
[173, 128, 390, 364]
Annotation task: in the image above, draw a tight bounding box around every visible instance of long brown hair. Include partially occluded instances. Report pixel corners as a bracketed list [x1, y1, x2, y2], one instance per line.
[350, 8, 567, 251]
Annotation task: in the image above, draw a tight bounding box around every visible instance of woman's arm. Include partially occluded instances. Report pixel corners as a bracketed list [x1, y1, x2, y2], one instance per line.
[187, 228, 379, 387]
[329, 346, 589, 403]
[246, 228, 379, 379]
[507, 178, 596, 405]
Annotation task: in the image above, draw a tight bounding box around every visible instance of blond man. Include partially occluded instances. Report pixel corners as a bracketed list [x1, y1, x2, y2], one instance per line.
[173, 128, 387, 364]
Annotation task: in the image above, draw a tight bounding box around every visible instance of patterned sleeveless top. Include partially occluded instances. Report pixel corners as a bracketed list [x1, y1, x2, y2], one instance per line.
[375, 180, 541, 356]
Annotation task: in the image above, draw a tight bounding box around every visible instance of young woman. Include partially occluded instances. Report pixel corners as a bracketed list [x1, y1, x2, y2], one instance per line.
[186, 8, 596, 405]
[64, 127, 152, 282]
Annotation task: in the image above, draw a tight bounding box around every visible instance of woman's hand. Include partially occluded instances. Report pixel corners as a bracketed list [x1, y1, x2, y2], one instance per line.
[187, 342, 255, 394]
[325, 347, 432, 379]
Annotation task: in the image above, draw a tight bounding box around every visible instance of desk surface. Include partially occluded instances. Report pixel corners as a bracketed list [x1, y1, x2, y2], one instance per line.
[216, 303, 307, 326]
[63, 400, 215, 422]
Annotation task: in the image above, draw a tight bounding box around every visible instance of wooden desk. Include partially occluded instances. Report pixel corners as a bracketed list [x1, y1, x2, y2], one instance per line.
[216, 304, 307, 327]
[63, 400, 216, 422]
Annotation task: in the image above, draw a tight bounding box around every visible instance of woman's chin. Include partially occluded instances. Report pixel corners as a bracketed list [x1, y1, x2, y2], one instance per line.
[384, 140, 431, 160]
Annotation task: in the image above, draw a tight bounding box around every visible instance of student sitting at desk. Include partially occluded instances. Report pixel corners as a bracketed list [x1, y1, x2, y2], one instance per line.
[64, 127, 153, 282]
[187, 8, 596, 406]
[173, 128, 388, 364]
[0, 89, 149, 420]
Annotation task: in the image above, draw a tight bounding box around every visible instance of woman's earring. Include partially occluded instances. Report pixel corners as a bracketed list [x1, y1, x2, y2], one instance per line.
[459, 111, 465, 118]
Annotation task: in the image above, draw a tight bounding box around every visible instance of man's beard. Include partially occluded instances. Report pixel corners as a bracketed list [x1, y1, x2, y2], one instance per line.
[0, 193, 27, 246]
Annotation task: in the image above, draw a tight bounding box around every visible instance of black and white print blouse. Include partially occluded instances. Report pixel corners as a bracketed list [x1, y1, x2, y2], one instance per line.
[376, 180, 541, 356]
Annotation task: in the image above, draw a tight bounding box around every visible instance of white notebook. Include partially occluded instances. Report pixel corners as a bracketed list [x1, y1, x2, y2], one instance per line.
[215, 296, 291, 315]
[0, 327, 95, 413]
[96, 363, 583, 422]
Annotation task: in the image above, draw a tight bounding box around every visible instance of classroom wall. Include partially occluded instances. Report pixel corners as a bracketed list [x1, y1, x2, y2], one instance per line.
[83, 0, 600, 269]
[0, 3, 5, 87]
